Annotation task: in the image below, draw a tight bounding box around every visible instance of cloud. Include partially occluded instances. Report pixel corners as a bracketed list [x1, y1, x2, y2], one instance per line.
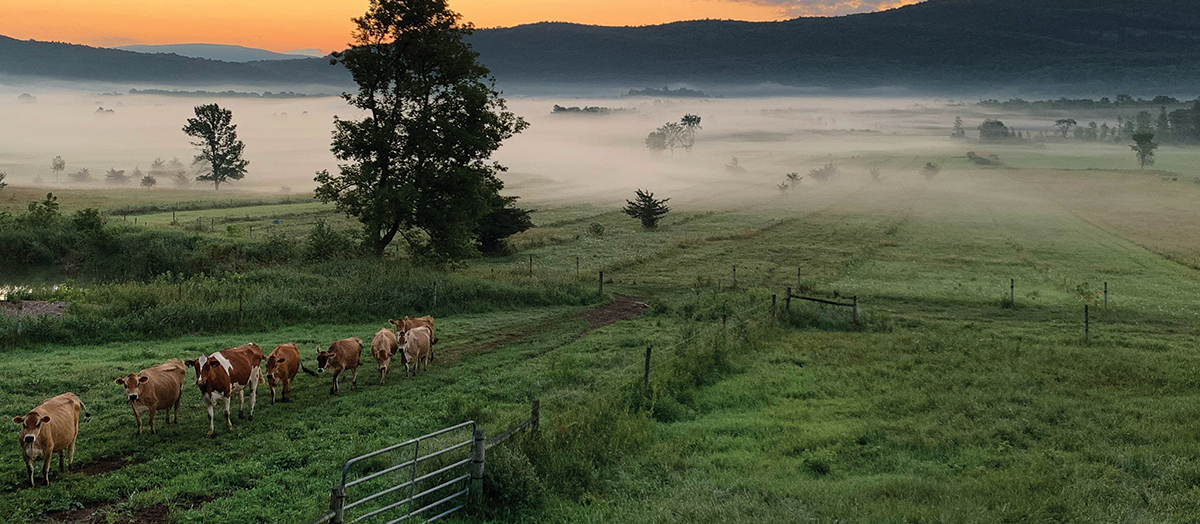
[733, 0, 924, 17]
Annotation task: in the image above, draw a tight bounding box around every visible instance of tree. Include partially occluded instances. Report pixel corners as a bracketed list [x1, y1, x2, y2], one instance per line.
[1055, 118, 1076, 138]
[1156, 106, 1171, 143]
[68, 168, 91, 184]
[315, 0, 528, 260]
[979, 119, 1011, 140]
[105, 168, 130, 185]
[681, 114, 702, 151]
[474, 196, 533, 255]
[167, 157, 190, 187]
[141, 173, 157, 189]
[1086, 121, 1098, 141]
[623, 189, 669, 230]
[183, 103, 248, 190]
[1130, 132, 1158, 169]
[1134, 110, 1153, 134]
[0, 172, 7, 192]
[645, 130, 667, 153]
[51, 156, 65, 183]
[647, 122, 684, 155]
[951, 116, 966, 138]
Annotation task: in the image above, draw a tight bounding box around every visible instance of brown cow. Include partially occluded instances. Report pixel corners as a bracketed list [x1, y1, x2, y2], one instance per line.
[264, 343, 303, 403]
[397, 326, 432, 377]
[114, 359, 186, 435]
[316, 337, 362, 394]
[186, 343, 264, 437]
[13, 393, 84, 486]
[389, 315, 437, 360]
[370, 329, 400, 384]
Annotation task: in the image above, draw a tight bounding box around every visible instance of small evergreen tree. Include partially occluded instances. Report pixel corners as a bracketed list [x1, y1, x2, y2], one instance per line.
[951, 116, 966, 138]
[141, 173, 157, 189]
[104, 168, 130, 185]
[51, 156, 65, 183]
[0, 171, 7, 192]
[1131, 132, 1158, 169]
[623, 189, 670, 230]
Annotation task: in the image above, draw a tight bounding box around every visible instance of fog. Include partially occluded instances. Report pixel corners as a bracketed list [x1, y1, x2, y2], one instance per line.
[0, 87, 1174, 209]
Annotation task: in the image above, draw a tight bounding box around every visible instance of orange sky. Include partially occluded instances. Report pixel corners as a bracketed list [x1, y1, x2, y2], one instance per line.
[0, 0, 920, 54]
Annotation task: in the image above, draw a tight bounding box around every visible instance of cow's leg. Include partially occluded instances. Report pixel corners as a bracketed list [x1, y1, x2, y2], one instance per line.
[42, 454, 51, 485]
[283, 377, 291, 402]
[223, 397, 233, 431]
[269, 381, 276, 404]
[147, 408, 156, 435]
[58, 450, 65, 471]
[351, 368, 358, 389]
[68, 441, 75, 469]
[248, 378, 257, 421]
[206, 400, 216, 437]
[331, 370, 340, 395]
[25, 458, 34, 487]
[237, 390, 245, 419]
[172, 397, 180, 424]
[132, 403, 142, 435]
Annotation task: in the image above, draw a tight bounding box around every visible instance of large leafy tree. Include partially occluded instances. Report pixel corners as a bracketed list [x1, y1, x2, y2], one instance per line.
[1131, 132, 1158, 169]
[183, 103, 248, 191]
[315, 0, 528, 260]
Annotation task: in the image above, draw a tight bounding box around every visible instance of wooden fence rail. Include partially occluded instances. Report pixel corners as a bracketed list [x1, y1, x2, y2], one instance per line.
[785, 287, 860, 323]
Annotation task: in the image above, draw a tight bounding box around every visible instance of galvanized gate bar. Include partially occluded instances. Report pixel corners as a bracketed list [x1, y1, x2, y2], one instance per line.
[348, 460, 470, 517]
[341, 421, 476, 486]
[384, 487, 470, 524]
[360, 473, 469, 523]
[345, 438, 472, 490]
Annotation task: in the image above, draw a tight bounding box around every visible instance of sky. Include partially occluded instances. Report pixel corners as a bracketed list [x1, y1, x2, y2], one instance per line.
[0, 0, 921, 54]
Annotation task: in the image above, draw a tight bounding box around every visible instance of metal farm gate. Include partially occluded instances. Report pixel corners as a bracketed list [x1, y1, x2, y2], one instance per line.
[310, 421, 482, 524]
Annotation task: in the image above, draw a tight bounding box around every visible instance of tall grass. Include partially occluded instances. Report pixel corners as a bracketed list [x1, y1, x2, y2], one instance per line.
[1, 259, 601, 347]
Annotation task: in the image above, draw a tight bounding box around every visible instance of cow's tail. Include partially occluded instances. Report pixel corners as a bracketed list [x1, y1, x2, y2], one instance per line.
[300, 364, 319, 377]
[79, 399, 92, 423]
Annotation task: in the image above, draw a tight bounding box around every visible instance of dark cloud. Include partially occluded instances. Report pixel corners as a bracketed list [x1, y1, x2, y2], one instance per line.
[735, 0, 923, 17]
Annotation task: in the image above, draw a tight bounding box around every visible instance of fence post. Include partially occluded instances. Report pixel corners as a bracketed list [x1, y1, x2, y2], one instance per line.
[531, 398, 540, 435]
[771, 294, 777, 319]
[469, 427, 486, 512]
[432, 282, 438, 310]
[852, 296, 860, 324]
[1010, 278, 1015, 304]
[643, 346, 652, 390]
[576, 256, 580, 280]
[238, 290, 244, 322]
[329, 487, 345, 524]
[599, 271, 604, 294]
[785, 287, 792, 312]
[16, 301, 23, 336]
[1084, 304, 1090, 344]
[529, 254, 533, 277]
[797, 267, 801, 291]
[732, 265, 737, 288]
[722, 315, 727, 327]
[172, 210, 176, 224]
[1104, 282, 1108, 311]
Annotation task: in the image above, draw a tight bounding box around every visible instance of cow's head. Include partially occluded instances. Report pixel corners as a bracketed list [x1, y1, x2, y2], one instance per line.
[265, 355, 285, 384]
[12, 411, 50, 445]
[115, 373, 151, 402]
[185, 355, 215, 387]
[316, 349, 331, 373]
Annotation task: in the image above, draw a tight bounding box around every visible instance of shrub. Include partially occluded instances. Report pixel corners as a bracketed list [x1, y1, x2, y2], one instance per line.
[587, 222, 605, 237]
[305, 219, 358, 261]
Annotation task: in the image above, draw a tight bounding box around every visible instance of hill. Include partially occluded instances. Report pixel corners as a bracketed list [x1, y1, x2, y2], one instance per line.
[114, 43, 322, 62]
[3, 0, 1200, 92]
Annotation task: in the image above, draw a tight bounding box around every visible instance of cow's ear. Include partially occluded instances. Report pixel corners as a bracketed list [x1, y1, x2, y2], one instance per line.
[138, 376, 149, 383]
[115, 377, 126, 385]
[185, 360, 195, 368]
[276, 357, 285, 365]
[12, 416, 23, 425]
[39, 416, 50, 424]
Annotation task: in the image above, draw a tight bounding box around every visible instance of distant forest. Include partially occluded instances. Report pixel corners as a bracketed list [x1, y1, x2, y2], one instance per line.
[4, 0, 1200, 91]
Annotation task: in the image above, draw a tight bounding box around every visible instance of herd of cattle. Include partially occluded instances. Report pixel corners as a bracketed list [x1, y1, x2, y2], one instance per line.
[11, 316, 436, 487]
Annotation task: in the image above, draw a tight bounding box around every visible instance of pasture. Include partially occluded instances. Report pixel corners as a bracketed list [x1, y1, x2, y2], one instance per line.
[4, 98, 1200, 523]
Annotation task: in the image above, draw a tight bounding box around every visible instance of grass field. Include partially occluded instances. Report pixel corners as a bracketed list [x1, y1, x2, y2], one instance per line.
[4, 130, 1200, 522]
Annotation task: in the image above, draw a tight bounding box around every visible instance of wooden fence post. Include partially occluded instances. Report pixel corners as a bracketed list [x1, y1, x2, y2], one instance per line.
[796, 267, 801, 291]
[598, 271, 604, 294]
[1010, 278, 1015, 304]
[576, 256, 580, 280]
[238, 290, 244, 322]
[528, 254, 533, 277]
[732, 265, 737, 288]
[1104, 282, 1108, 311]
[722, 315, 727, 327]
[172, 210, 176, 224]
[469, 427, 486, 512]
[785, 287, 792, 312]
[329, 487, 346, 524]
[852, 296, 860, 324]
[432, 282, 437, 310]
[643, 346, 652, 390]
[771, 294, 777, 319]
[1084, 304, 1090, 344]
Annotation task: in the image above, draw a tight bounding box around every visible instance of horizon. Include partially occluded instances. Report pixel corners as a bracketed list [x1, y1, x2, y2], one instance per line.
[0, 0, 923, 55]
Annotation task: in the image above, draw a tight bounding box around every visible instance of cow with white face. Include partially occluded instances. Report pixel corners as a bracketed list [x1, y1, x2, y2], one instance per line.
[185, 343, 264, 437]
[13, 393, 85, 486]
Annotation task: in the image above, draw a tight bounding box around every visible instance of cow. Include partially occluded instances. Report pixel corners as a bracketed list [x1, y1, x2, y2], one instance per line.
[397, 326, 432, 377]
[389, 315, 437, 360]
[186, 343, 264, 437]
[13, 393, 85, 486]
[316, 337, 362, 394]
[264, 343, 315, 403]
[114, 359, 186, 435]
[370, 329, 400, 384]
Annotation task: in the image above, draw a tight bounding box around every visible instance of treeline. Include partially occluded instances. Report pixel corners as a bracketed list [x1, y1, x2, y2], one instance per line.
[978, 95, 1194, 111]
[957, 103, 1200, 145]
[128, 88, 330, 98]
[550, 105, 635, 115]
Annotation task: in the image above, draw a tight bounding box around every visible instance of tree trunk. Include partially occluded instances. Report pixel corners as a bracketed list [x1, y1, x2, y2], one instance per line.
[374, 220, 401, 256]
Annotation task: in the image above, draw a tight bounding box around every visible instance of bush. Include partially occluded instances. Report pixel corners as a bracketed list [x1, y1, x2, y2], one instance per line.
[483, 445, 546, 520]
[587, 222, 605, 237]
[305, 219, 358, 261]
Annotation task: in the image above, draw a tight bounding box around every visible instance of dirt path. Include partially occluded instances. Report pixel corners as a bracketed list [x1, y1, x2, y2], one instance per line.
[2, 300, 67, 319]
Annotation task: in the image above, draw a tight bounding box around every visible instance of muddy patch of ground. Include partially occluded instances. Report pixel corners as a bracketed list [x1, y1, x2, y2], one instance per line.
[582, 294, 650, 331]
[47, 494, 218, 524]
[2, 300, 67, 318]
